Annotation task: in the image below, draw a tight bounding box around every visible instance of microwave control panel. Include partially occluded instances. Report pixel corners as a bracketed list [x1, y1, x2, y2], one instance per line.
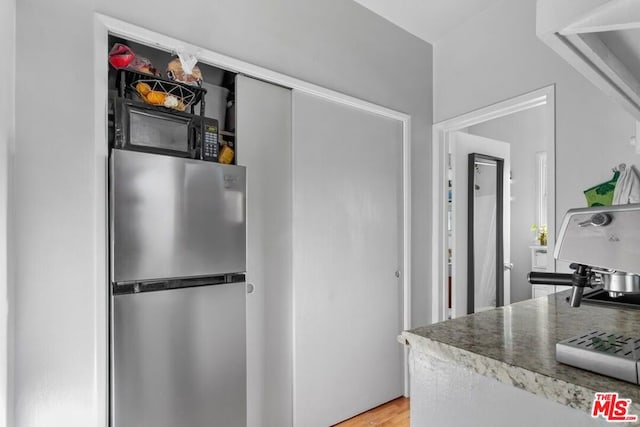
[201, 122, 219, 162]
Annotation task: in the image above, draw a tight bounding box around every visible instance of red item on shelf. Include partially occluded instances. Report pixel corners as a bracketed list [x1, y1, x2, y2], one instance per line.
[109, 43, 135, 69]
[109, 43, 160, 76]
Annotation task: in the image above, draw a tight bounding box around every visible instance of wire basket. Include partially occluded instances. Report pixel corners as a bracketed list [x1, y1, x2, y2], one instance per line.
[131, 78, 198, 112]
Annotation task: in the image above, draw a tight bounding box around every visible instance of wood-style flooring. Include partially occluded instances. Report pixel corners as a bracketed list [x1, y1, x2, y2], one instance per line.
[333, 397, 409, 427]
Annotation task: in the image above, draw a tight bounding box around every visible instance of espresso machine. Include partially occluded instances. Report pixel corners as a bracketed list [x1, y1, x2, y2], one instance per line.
[529, 203, 640, 307]
[528, 204, 640, 383]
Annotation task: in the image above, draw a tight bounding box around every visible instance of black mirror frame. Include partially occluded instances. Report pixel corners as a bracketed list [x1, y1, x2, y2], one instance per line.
[467, 153, 504, 315]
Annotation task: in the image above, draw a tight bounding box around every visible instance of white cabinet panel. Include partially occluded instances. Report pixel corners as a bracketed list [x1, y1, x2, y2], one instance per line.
[236, 75, 292, 427]
[410, 349, 606, 427]
[292, 91, 403, 427]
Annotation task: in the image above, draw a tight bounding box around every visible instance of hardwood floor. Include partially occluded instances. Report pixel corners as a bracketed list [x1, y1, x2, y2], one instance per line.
[333, 397, 409, 427]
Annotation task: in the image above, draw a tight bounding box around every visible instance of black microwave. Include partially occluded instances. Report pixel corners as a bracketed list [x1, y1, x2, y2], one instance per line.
[112, 98, 219, 161]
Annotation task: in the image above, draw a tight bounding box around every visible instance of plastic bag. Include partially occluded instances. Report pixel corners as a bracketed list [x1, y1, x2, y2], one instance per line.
[108, 43, 159, 76]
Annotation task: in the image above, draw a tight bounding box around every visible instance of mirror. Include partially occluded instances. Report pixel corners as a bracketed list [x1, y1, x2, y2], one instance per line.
[467, 153, 504, 314]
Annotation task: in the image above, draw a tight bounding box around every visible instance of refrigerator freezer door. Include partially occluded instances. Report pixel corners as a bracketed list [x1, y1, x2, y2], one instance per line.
[112, 282, 247, 427]
[111, 149, 246, 283]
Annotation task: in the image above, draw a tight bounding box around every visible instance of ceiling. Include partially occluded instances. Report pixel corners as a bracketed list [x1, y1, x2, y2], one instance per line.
[352, 0, 504, 44]
[600, 28, 640, 84]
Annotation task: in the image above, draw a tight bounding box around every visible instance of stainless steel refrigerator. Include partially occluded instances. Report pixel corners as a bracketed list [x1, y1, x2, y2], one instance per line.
[109, 149, 247, 427]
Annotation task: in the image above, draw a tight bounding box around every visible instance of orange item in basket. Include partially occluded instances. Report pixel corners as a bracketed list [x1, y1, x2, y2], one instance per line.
[145, 91, 166, 105]
[136, 82, 151, 96]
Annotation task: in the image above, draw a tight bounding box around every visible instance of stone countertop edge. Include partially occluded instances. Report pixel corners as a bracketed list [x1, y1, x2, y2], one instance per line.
[399, 330, 612, 415]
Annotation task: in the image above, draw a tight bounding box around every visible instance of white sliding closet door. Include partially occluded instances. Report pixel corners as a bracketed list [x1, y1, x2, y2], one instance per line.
[292, 91, 404, 427]
[236, 75, 293, 427]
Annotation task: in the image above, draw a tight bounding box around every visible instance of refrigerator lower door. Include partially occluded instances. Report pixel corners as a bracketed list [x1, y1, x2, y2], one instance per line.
[111, 149, 246, 283]
[112, 283, 246, 427]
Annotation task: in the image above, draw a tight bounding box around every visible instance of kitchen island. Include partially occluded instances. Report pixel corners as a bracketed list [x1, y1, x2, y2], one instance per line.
[401, 291, 640, 426]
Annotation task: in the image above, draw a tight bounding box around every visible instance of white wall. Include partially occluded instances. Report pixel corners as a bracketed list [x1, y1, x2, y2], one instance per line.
[468, 106, 548, 302]
[0, 0, 15, 424]
[434, 0, 638, 273]
[14, 1, 432, 426]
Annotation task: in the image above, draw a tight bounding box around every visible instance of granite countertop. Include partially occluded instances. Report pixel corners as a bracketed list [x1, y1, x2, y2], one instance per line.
[401, 291, 640, 415]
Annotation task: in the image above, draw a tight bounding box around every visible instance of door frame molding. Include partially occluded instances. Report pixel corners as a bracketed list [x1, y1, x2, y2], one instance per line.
[94, 13, 413, 422]
[431, 85, 555, 323]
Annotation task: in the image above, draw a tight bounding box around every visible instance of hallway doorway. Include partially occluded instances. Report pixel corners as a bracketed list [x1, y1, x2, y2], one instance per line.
[432, 86, 556, 322]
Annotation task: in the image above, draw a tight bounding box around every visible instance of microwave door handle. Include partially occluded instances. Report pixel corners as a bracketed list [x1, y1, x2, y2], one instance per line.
[197, 125, 204, 160]
[200, 124, 205, 160]
[190, 124, 198, 157]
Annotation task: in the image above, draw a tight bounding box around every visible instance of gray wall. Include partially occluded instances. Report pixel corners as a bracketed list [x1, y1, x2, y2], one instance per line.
[14, 1, 432, 426]
[434, 0, 637, 273]
[468, 106, 548, 302]
[0, 0, 14, 424]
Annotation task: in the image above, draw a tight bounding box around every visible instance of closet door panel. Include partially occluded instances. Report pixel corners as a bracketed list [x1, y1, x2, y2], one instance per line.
[292, 91, 403, 427]
[236, 75, 293, 427]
